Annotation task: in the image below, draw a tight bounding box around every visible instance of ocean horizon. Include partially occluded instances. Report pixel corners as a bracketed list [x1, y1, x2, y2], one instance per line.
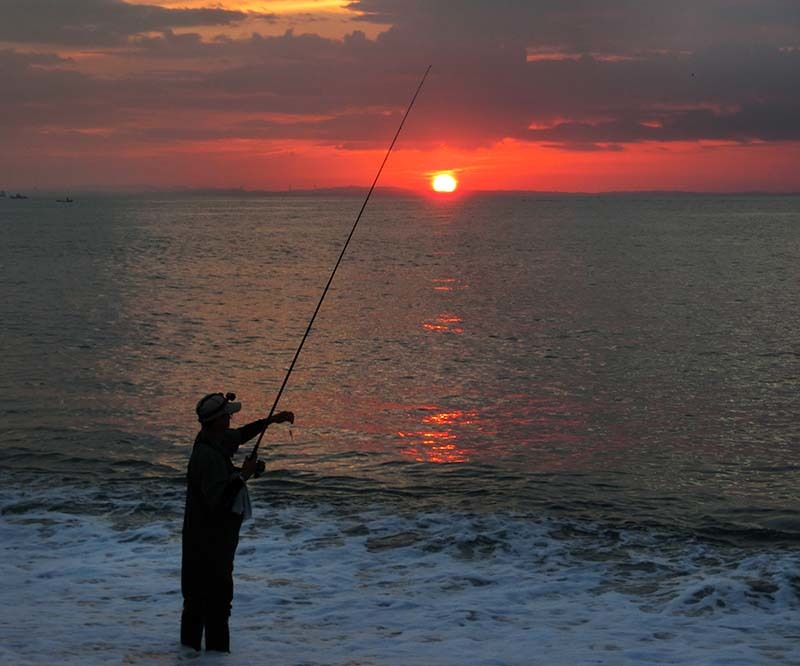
[4, 187, 800, 198]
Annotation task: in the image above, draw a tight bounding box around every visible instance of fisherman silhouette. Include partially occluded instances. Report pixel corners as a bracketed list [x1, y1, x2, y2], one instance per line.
[181, 392, 293, 652]
[179, 64, 428, 655]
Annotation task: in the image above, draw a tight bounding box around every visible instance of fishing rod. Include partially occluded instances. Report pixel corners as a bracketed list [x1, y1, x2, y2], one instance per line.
[249, 64, 432, 462]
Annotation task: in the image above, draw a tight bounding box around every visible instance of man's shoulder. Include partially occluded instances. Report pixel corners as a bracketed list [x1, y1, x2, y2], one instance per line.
[190, 435, 226, 464]
[223, 428, 243, 450]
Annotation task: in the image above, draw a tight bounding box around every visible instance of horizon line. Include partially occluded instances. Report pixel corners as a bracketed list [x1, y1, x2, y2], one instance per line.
[3, 185, 800, 197]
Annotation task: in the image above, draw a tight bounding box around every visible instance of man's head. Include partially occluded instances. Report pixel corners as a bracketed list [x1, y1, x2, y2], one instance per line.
[196, 392, 241, 429]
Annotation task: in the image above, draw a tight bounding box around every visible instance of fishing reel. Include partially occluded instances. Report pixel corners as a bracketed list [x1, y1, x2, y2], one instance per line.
[245, 453, 266, 478]
[224, 392, 236, 402]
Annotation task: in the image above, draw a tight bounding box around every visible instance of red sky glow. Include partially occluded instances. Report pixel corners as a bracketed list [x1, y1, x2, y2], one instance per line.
[2, 1, 799, 192]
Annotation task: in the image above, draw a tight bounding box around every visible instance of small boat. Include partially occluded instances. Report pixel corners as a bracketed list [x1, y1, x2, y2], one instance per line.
[10, 193, 28, 199]
[56, 197, 74, 203]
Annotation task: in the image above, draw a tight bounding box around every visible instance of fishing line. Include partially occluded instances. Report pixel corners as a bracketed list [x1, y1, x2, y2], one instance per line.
[249, 64, 432, 460]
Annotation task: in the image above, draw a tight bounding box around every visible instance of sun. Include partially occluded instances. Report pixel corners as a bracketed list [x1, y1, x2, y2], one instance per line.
[431, 173, 458, 193]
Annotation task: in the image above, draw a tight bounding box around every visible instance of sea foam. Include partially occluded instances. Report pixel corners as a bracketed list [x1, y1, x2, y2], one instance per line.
[2, 495, 798, 665]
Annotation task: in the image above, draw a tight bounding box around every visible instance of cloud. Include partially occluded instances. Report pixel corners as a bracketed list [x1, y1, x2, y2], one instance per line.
[0, 0, 271, 46]
[2, 0, 800, 176]
[348, 0, 800, 55]
[525, 102, 800, 145]
[1, 49, 103, 128]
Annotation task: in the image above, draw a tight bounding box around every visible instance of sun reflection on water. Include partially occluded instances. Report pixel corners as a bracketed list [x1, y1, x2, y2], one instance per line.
[398, 408, 477, 464]
[422, 313, 463, 334]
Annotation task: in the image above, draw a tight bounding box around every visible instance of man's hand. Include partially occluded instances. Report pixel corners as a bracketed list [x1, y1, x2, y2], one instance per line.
[241, 455, 259, 481]
[270, 411, 294, 425]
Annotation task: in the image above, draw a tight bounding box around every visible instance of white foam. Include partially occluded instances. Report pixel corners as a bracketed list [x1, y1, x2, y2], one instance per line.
[1, 501, 798, 665]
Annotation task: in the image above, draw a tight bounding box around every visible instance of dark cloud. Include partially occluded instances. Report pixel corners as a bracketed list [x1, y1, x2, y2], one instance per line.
[0, 0, 271, 46]
[525, 102, 800, 145]
[1, 49, 104, 128]
[348, 0, 800, 55]
[0, 49, 71, 68]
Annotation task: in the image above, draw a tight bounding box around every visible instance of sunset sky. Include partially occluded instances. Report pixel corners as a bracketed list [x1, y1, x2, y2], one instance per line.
[2, 1, 799, 192]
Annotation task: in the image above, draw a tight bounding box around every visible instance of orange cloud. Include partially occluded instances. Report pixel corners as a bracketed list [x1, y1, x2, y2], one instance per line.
[133, 0, 348, 11]
[126, 0, 385, 40]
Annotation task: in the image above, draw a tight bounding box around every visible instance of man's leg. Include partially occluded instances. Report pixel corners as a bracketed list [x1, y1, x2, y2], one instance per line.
[181, 554, 205, 651]
[204, 551, 235, 652]
[204, 610, 231, 653]
[203, 580, 233, 652]
[180, 602, 204, 651]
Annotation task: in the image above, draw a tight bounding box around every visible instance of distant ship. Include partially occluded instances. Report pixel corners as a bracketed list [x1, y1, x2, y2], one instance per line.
[56, 197, 74, 203]
[9, 193, 28, 199]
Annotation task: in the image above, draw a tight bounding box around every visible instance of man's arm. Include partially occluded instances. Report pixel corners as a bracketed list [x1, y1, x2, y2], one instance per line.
[236, 411, 294, 444]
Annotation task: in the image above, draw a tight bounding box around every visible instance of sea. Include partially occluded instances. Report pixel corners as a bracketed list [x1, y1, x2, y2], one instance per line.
[1, 192, 798, 665]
